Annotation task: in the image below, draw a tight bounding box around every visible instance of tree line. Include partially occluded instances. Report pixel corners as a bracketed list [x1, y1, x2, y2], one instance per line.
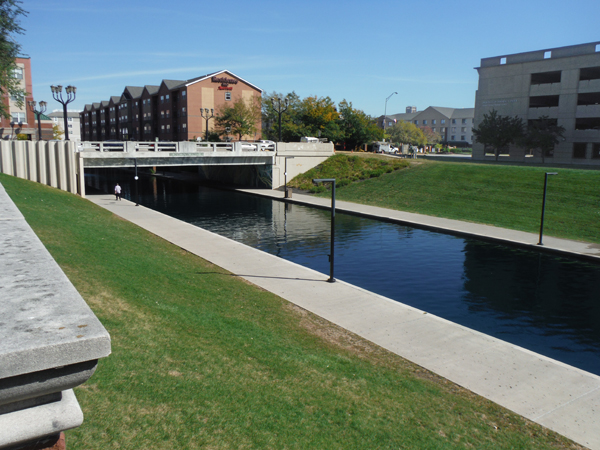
[472, 109, 565, 163]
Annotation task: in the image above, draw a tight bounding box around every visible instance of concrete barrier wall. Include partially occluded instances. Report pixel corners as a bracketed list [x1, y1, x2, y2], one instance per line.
[0, 140, 78, 194]
[273, 142, 335, 189]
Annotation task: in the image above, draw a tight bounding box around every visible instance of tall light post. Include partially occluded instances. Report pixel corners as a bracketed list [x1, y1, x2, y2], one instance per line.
[312, 178, 336, 283]
[284, 156, 295, 198]
[271, 96, 289, 142]
[50, 85, 76, 140]
[538, 172, 558, 246]
[383, 91, 397, 135]
[200, 108, 214, 141]
[27, 100, 47, 141]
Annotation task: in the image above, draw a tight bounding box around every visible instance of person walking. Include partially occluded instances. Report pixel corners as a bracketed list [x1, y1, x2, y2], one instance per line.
[114, 183, 122, 201]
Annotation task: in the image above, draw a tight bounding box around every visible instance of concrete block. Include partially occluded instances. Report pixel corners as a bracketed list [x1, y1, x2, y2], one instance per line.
[0, 390, 82, 450]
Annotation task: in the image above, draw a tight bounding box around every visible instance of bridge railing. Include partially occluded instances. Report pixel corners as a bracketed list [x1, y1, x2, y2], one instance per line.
[79, 141, 275, 153]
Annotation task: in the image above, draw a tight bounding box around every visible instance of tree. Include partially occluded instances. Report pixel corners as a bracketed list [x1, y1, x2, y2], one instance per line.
[52, 124, 64, 140]
[386, 120, 426, 147]
[520, 116, 565, 164]
[299, 95, 344, 143]
[337, 100, 383, 150]
[261, 91, 303, 142]
[0, 0, 27, 118]
[214, 96, 261, 141]
[472, 109, 524, 161]
[420, 126, 441, 146]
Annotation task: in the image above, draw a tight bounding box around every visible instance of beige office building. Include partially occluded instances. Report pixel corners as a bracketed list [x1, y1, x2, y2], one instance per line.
[473, 41, 600, 165]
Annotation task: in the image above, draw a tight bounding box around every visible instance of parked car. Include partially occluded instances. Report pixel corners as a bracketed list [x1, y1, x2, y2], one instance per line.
[301, 136, 319, 143]
[259, 140, 275, 150]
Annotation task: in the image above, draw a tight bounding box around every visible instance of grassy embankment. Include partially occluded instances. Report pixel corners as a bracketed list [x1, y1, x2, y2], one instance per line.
[289, 153, 600, 244]
[0, 173, 585, 449]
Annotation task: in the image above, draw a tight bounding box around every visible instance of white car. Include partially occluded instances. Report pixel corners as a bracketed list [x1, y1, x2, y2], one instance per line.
[259, 140, 275, 150]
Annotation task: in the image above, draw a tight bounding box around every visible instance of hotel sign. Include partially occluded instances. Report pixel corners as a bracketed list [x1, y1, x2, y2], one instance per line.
[212, 76, 237, 91]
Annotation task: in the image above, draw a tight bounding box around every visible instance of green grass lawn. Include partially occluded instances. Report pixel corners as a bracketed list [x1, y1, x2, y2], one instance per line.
[291, 154, 600, 244]
[1, 173, 585, 449]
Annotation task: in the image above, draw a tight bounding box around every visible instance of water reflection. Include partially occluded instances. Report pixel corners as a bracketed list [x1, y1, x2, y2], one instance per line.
[87, 171, 600, 375]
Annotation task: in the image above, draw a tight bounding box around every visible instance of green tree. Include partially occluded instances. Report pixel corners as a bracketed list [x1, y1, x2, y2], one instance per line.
[299, 95, 344, 143]
[472, 109, 524, 161]
[386, 120, 426, 147]
[214, 96, 261, 141]
[337, 100, 383, 150]
[520, 116, 565, 164]
[0, 0, 27, 119]
[261, 91, 303, 141]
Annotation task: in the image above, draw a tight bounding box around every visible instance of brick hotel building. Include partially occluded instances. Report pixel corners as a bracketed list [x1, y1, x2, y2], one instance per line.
[80, 70, 262, 142]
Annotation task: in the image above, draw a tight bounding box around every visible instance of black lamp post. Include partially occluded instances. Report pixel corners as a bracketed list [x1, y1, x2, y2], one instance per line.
[312, 178, 336, 283]
[383, 91, 397, 134]
[538, 172, 558, 246]
[271, 96, 289, 142]
[50, 85, 76, 140]
[200, 108, 214, 141]
[10, 121, 15, 140]
[28, 100, 47, 141]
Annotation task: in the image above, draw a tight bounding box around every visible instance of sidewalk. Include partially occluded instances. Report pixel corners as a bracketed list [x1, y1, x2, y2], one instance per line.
[88, 194, 600, 449]
[239, 188, 600, 261]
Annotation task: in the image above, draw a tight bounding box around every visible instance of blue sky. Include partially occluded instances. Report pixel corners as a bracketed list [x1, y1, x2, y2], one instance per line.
[18, 0, 600, 117]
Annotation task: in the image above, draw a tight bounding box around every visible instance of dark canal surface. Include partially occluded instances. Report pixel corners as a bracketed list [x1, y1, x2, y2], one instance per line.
[89, 171, 600, 375]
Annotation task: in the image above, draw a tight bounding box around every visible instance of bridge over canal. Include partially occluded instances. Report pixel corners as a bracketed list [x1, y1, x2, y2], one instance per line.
[0, 140, 334, 196]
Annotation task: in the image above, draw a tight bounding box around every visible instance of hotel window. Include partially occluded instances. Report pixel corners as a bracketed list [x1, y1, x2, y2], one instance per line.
[452, 119, 456, 124]
[161, 111, 164, 118]
[166, 95, 169, 101]
[182, 107, 186, 116]
[461, 136, 466, 141]
[423, 120, 427, 125]
[432, 128, 436, 132]
[161, 96, 164, 103]
[462, 119, 467, 124]
[225, 92, 231, 101]
[432, 120, 436, 125]
[182, 91, 186, 97]
[11, 112, 26, 123]
[452, 127, 456, 132]
[12, 67, 23, 79]
[592, 143, 600, 159]
[183, 123, 187, 129]
[414, 120, 418, 125]
[461, 127, 466, 132]
[451, 135, 455, 141]
[161, 125, 165, 130]
[167, 124, 170, 130]
[441, 119, 445, 124]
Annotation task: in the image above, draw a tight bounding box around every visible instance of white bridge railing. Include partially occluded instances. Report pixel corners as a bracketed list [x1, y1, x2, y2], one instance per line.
[80, 141, 274, 153]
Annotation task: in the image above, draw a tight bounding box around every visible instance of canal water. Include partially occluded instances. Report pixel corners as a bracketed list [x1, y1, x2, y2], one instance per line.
[89, 171, 600, 375]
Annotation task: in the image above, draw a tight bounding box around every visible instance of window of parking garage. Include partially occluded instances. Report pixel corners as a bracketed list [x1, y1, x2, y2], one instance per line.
[593, 143, 600, 159]
[531, 71, 561, 85]
[580, 67, 600, 81]
[577, 92, 600, 105]
[529, 95, 560, 108]
[575, 118, 600, 130]
[573, 143, 587, 159]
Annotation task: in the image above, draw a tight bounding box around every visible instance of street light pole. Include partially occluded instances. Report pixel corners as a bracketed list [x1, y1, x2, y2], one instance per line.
[200, 108, 214, 141]
[538, 172, 558, 246]
[383, 92, 397, 135]
[27, 100, 47, 141]
[271, 96, 289, 142]
[312, 178, 336, 283]
[50, 85, 77, 140]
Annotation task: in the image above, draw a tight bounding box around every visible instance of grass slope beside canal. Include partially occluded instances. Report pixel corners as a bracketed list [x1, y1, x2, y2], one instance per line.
[1, 174, 584, 450]
[290, 154, 600, 244]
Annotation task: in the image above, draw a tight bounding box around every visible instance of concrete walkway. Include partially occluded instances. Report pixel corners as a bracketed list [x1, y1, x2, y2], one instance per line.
[88, 194, 600, 449]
